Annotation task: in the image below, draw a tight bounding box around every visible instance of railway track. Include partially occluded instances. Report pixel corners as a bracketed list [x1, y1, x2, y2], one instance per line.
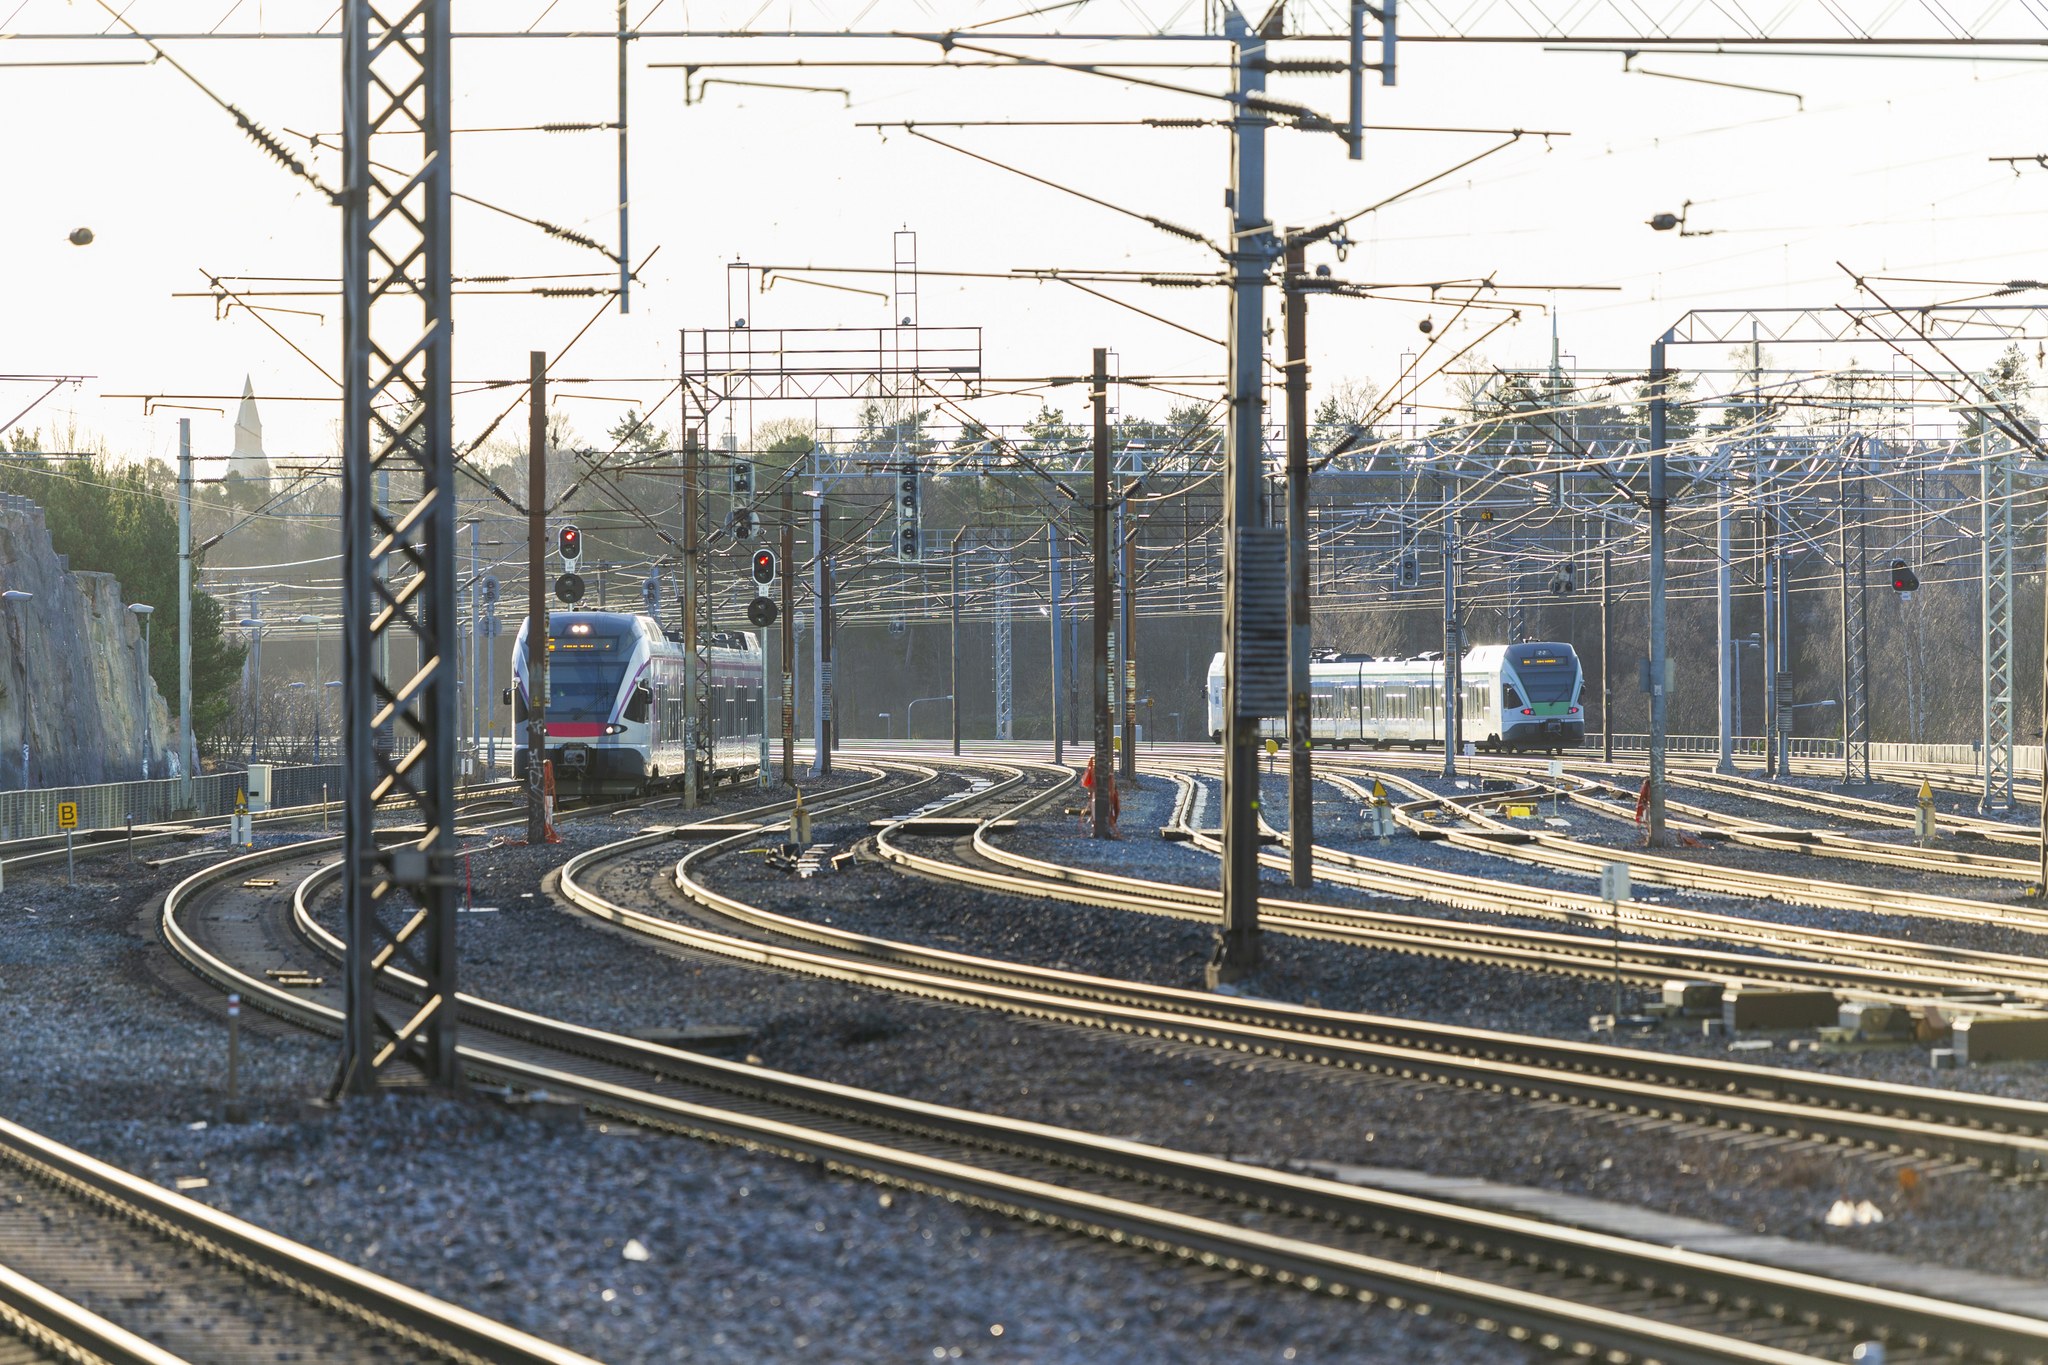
[1378, 772, 2048, 933]
[565, 755, 2048, 1170]
[155, 761, 2048, 1363]
[0, 1109, 595, 1365]
[1545, 772, 2036, 881]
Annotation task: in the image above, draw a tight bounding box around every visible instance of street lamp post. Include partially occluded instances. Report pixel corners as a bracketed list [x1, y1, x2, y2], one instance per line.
[128, 604, 155, 778]
[297, 615, 326, 761]
[906, 695, 953, 742]
[3, 590, 32, 789]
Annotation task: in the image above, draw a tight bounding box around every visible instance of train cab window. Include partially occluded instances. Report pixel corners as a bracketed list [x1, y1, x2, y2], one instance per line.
[1504, 683, 1524, 709]
[624, 683, 653, 724]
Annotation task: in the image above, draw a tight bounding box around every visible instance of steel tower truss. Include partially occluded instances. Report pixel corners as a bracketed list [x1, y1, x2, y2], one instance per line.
[992, 546, 1013, 741]
[678, 324, 983, 793]
[1983, 445, 2017, 812]
[1837, 453, 1870, 786]
[336, 0, 459, 1094]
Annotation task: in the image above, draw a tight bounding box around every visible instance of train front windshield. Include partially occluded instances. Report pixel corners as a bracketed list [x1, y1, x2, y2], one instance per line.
[548, 634, 628, 720]
[1508, 647, 1578, 703]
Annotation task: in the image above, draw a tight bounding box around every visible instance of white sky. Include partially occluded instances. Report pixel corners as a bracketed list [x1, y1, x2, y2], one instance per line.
[5, 1, 2047, 468]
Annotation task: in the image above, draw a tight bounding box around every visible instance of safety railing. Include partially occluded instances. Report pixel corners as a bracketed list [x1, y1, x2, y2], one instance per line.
[0, 764, 343, 841]
[1603, 734, 2045, 774]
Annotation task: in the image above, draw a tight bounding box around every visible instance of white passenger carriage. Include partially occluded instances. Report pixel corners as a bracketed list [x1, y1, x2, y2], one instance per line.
[1205, 642, 1586, 753]
[511, 612, 765, 794]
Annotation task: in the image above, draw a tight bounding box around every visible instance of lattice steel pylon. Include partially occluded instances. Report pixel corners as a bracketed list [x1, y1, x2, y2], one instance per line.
[992, 548, 1013, 741]
[334, 0, 460, 1095]
[1983, 440, 2017, 813]
[1837, 453, 1871, 786]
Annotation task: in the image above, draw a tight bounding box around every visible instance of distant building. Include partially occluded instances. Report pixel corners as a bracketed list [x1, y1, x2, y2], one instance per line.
[228, 377, 270, 481]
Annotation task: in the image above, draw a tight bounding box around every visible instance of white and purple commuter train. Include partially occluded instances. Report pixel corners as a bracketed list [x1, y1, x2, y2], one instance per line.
[511, 611, 766, 794]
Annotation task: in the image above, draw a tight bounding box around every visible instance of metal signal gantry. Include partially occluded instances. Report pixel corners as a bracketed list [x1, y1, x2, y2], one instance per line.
[335, 0, 460, 1095]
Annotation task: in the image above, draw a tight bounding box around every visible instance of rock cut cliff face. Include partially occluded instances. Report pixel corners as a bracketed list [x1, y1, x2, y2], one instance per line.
[0, 498, 173, 788]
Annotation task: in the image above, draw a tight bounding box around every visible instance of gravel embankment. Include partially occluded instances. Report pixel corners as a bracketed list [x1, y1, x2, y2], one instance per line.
[0, 786, 1511, 1365]
[519, 775, 2048, 1292]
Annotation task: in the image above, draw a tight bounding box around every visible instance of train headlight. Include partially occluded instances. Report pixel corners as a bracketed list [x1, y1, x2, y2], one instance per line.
[605, 724, 626, 735]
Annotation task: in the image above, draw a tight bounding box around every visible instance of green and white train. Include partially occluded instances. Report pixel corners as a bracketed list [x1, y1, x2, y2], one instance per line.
[1204, 642, 1586, 753]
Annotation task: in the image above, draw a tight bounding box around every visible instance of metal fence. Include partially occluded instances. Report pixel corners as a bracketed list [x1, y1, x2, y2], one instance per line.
[1605, 734, 2045, 775]
[0, 764, 343, 841]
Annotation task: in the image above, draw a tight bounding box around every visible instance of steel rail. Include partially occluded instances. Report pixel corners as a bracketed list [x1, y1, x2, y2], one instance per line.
[1552, 774, 2037, 880]
[0, 1107, 597, 1365]
[1291, 768, 2048, 995]
[549, 758, 2048, 1173]
[968, 755, 2048, 1003]
[0, 1255, 190, 1365]
[1384, 775, 2048, 936]
[153, 777, 2048, 1364]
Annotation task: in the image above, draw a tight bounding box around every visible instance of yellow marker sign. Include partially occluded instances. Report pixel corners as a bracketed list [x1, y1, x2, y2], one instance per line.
[1370, 779, 1388, 805]
[1918, 778, 1934, 804]
[1264, 738, 1279, 755]
[235, 788, 248, 813]
[56, 802, 77, 831]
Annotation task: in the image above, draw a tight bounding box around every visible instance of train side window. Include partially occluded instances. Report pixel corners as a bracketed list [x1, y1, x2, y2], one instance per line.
[624, 684, 653, 724]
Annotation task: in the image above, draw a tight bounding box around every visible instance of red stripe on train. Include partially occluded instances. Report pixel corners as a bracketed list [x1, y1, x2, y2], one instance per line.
[546, 723, 610, 738]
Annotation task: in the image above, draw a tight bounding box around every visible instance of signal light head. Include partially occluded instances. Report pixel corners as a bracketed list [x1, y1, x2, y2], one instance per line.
[1889, 558, 1919, 594]
[558, 526, 582, 565]
[751, 548, 777, 586]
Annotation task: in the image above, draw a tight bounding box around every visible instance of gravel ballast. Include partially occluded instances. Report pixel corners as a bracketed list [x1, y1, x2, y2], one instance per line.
[0, 788, 1513, 1364]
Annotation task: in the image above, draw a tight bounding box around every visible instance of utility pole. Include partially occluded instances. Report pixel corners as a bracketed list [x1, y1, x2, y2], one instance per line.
[1049, 523, 1063, 766]
[177, 419, 195, 809]
[1283, 241, 1312, 889]
[1441, 477, 1459, 780]
[781, 478, 795, 784]
[1212, 4, 1275, 985]
[1091, 348, 1114, 838]
[1645, 338, 1671, 845]
[525, 352, 549, 844]
[1759, 471, 1778, 781]
[1600, 545, 1613, 764]
[466, 520, 478, 775]
[1118, 506, 1138, 783]
[951, 527, 965, 757]
[811, 480, 833, 778]
[1716, 496, 1735, 774]
[682, 427, 700, 807]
